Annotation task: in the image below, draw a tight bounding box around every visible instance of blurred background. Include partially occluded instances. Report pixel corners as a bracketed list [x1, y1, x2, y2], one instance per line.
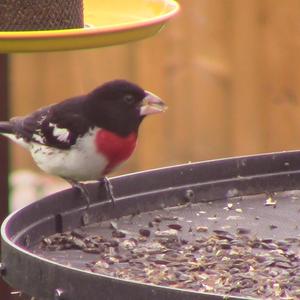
[6, 0, 300, 208]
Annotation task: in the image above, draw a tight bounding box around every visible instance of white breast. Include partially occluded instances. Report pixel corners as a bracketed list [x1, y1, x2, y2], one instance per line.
[2, 133, 30, 149]
[30, 128, 108, 181]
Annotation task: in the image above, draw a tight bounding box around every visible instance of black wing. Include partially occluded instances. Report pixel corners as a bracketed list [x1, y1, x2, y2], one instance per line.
[9, 95, 91, 149]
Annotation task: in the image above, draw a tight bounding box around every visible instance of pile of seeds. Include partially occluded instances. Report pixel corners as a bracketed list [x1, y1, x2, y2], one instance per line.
[41, 221, 300, 299]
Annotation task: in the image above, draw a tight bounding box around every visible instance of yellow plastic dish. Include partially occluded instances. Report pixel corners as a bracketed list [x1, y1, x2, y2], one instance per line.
[0, 0, 180, 53]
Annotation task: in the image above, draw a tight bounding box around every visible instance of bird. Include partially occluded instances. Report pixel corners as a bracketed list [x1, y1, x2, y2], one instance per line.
[0, 79, 167, 213]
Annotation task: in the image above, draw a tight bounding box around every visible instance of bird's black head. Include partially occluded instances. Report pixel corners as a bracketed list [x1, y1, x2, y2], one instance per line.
[85, 80, 166, 136]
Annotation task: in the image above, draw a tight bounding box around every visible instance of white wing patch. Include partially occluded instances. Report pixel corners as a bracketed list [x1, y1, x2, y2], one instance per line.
[32, 133, 44, 144]
[32, 129, 44, 144]
[49, 123, 70, 143]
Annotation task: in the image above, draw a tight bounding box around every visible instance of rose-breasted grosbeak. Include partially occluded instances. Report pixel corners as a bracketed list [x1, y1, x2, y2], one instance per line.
[0, 79, 166, 211]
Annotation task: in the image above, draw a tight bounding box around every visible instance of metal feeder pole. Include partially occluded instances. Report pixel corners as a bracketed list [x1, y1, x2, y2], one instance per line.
[0, 54, 12, 299]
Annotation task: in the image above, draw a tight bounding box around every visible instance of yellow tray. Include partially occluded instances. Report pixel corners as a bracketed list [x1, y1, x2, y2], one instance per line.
[0, 0, 180, 53]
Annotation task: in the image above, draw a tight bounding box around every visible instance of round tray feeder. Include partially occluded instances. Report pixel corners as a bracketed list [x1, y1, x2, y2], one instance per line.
[2, 151, 300, 299]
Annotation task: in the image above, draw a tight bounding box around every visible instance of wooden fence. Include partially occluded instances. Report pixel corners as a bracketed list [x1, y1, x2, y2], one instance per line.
[8, 0, 300, 176]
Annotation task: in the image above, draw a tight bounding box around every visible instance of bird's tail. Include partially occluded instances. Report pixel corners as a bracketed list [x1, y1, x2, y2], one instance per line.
[0, 121, 13, 134]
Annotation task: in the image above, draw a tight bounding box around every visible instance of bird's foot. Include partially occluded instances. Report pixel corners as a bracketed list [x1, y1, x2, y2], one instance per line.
[64, 178, 91, 225]
[99, 177, 115, 206]
[66, 179, 91, 209]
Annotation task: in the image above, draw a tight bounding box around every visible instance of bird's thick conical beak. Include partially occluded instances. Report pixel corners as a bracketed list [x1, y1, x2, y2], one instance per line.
[139, 91, 167, 116]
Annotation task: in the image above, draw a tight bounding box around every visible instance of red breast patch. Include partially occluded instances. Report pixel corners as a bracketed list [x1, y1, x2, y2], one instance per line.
[95, 129, 137, 175]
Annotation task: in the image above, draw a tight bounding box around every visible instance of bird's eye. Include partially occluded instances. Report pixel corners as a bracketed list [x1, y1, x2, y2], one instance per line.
[123, 94, 135, 105]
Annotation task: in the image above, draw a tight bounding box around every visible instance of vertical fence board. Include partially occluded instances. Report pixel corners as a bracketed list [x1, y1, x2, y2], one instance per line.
[185, 0, 232, 160]
[231, 0, 267, 155]
[262, 0, 300, 152]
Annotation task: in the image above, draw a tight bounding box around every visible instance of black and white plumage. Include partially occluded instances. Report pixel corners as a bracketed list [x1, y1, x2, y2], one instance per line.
[0, 79, 166, 208]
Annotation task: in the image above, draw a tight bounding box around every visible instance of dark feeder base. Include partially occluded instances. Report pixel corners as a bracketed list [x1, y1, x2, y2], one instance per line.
[2, 150, 300, 300]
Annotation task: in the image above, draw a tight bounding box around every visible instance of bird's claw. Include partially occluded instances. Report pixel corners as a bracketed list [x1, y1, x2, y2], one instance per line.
[64, 178, 91, 210]
[99, 177, 115, 206]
